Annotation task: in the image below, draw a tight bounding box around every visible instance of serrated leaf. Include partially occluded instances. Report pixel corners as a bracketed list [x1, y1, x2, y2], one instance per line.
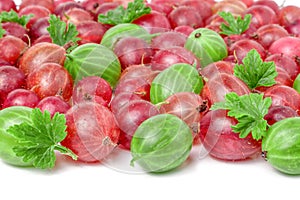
[47, 14, 79, 49]
[98, 0, 151, 25]
[211, 92, 272, 140]
[98, 6, 125, 25]
[231, 116, 255, 137]
[52, 113, 67, 142]
[219, 12, 252, 36]
[234, 49, 277, 90]
[0, 10, 33, 27]
[7, 108, 77, 169]
[13, 145, 56, 169]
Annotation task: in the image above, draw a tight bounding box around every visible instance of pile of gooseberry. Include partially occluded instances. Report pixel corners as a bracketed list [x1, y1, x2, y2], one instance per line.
[1, 0, 300, 175]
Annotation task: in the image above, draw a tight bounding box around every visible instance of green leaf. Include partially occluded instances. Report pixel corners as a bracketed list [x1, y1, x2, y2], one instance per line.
[234, 49, 277, 90]
[47, 14, 79, 50]
[98, 0, 151, 25]
[219, 12, 252, 36]
[0, 10, 33, 27]
[7, 108, 77, 169]
[211, 92, 272, 140]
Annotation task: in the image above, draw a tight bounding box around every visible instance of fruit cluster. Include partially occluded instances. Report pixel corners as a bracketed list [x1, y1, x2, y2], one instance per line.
[1, 0, 300, 175]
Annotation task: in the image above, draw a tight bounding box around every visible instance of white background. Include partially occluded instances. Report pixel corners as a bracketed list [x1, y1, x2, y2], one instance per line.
[1, 0, 300, 200]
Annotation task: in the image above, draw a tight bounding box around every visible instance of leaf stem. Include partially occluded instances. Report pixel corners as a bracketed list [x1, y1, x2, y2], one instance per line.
[54, 145, 78, 160]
